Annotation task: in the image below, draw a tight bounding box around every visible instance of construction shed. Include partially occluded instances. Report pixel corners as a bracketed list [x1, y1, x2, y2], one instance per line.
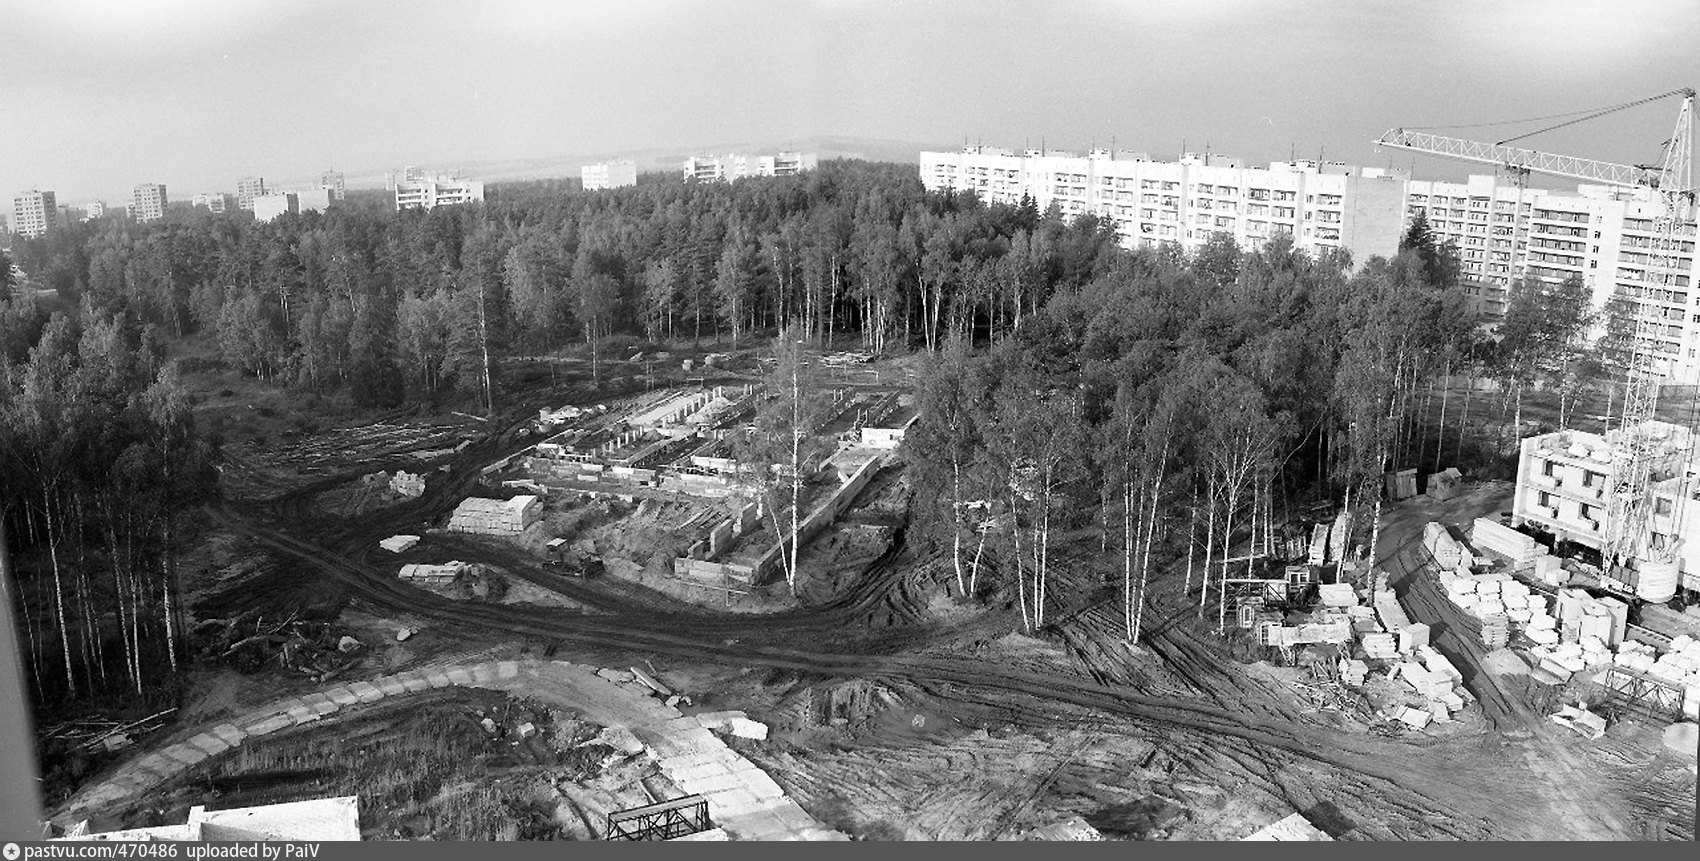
[448, 495, 541, 535]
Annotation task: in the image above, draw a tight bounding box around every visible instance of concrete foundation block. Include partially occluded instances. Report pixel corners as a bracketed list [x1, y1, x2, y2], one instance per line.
[188, 735, 231, 757]
[423, 669, 454, 687]
[445, 667, 475, 686]
[327, 686, 363, 706]
[375, 677, 409, 697]
[349, 681, 385, 702]
[246, 714, 293, 736]
[209, 724, 247, 747]
[497, 660, 520, 679]
[471, 664, 498, 684]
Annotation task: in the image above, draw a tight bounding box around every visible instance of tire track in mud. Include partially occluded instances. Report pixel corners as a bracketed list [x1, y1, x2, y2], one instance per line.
[204, 502, 1517, 839]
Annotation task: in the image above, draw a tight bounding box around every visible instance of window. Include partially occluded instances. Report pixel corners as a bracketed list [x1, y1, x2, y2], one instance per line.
[1655, 497, 1674, 516]
[1542, 460, 1554, 477]
[1538, 490, 1552, 508]
[1579, 503, 1592, 521]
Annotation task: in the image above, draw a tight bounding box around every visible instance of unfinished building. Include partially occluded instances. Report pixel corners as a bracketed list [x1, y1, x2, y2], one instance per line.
[1512, 420, 1700, 603]
[489, 383, 918, 589]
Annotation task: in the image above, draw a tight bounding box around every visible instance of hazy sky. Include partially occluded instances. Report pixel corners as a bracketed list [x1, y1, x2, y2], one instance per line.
[4, 0, 1698, 205]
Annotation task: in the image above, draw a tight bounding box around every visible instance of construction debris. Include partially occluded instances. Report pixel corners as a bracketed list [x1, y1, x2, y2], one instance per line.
[1550, 703, 1608, 740]
[630, 666, 673, 697]
[389, 471, 426, 498]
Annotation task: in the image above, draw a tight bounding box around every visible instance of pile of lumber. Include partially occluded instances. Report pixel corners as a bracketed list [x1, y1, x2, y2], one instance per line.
[1480, 613, 1510, 649]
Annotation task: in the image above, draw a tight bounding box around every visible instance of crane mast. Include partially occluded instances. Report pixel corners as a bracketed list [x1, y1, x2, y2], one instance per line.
[1374, 90, 1697, 588]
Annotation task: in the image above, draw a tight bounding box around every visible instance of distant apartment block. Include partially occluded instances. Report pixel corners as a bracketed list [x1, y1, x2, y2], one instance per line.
[82, 201, 106, 220]
[919, 146, 1408, 266]
[0, 214, 9, 235]
[682, 151, 818, 183]
[582, 160, 638, 190]
[320, 170, 346, 200]
[236, 176, 266, 211]
[394, 174, 485, 211]
[191, 193, 234, 214]
[387, 165, 427, 191]
[11, 189, 57, 238]
[131, 183, 168, 223]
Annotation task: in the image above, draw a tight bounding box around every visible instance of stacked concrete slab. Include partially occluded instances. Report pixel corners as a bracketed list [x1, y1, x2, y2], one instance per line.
[1422, 521, 1467, 569]
[447, 495, 541, 535]
[1470, 517, 1540, 567]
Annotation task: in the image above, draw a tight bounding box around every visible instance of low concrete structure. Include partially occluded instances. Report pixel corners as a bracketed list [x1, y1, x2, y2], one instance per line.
[379, 535, 420, 553]
[398, 561, 467, 585]
[1242, 812, 1333, 841]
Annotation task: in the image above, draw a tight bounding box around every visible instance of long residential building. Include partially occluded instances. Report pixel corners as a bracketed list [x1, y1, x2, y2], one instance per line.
[919, 146, 1408, 266]
[920, 146, 1700, 381]
[131, 183, 168, 223]
[1402, 176, 1696, 379]
[394, 174, 484, 211]
[11, 189, 57, 238]
[683, 151, 817, 183]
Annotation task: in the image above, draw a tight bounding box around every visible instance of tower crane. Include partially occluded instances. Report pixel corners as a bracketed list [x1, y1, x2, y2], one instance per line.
[1373, 89, 1697, 603]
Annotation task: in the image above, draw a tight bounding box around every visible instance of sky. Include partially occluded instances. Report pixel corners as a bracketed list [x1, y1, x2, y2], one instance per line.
[3, 0, 1699, 206]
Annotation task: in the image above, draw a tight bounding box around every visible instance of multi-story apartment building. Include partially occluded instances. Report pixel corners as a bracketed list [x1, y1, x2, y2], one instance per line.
[393, 175, 484, 211]
[320, 171, 346, 201]
[11, 190, 57, 238]
[131, 183, 168, 223]
[919, 146, 1408, 264]
[82, 201, 106, 220]
[236, 177, 266, 211]
[191, 193, 234, 214]
[1403, 176, 1697, 378]
[1512, 421, 1700, 603]
[683, 152, 818, 183]
[581, 160, 638, 190]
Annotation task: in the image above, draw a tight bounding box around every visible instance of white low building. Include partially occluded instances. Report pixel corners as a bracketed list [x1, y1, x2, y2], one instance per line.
[582, 160, 637, 190]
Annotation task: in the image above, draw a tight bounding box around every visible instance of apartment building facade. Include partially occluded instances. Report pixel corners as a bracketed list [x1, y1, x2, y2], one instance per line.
[582, 160, 638, 190]
[236, 176, 266, 211]
[11, 189, 57, 238]
[683, 152, 818, 183]
[131, 183, 168, 224]
[82, 201, 106, 220]
[1403, 176, 1697, 379]
[320, 170, 346, 200]
[393, 175, 484, 211]
[918, 147, 1408, 265]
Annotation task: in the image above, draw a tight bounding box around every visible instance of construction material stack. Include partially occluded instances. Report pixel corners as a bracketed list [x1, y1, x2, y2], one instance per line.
[1480, 613, 1510, 649]
[1470, 516, 1541, 569]
[1422, 521, 1469, 569]
[447, 495, 541, 535]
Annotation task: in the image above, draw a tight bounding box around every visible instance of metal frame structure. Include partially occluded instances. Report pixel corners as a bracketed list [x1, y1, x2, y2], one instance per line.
[1598, 666, 1686, 723]
[605, 794, 712, 841]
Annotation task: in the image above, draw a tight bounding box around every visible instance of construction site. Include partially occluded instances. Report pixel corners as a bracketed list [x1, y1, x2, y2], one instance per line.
[22, 87, 1700, 844]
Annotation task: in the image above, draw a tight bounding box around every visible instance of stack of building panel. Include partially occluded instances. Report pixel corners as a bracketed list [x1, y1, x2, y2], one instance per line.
[1480, 613, 1510, 649]
[1360, 632, 1398, 660]
[1470, 517, 1540, 567]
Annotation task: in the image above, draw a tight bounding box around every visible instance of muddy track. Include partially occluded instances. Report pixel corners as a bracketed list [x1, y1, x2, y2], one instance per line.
[202, 501, 1531, 837]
